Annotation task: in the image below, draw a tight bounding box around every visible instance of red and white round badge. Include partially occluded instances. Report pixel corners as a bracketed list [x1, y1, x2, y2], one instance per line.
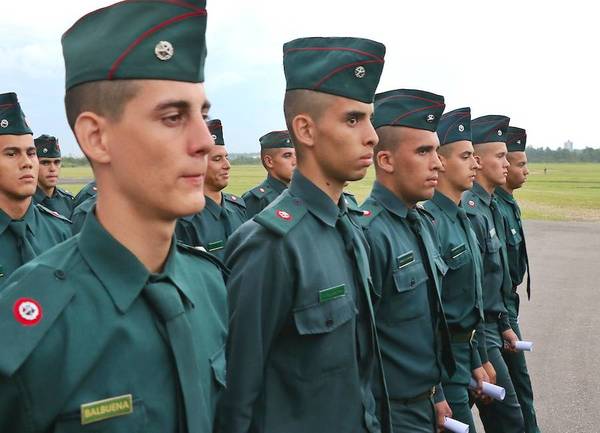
[276, 210, 292, 221]
[13, 298, 43, 326]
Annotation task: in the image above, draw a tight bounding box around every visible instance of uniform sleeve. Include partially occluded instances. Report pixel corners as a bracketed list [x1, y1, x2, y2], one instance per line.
[471, 325, 484, 368]
[499, 313, 512, 332]
[433, 383, 446, 403]
[218, 226, 294, 433]
[0, 374, 29, 433]
[475, 321, 488, 364]
[363, 225, 392, 308]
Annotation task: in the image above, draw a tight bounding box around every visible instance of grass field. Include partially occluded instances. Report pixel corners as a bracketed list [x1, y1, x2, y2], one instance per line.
[59, 163, 600, 222]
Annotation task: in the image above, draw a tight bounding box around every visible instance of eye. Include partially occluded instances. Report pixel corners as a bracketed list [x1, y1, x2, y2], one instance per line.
[347, 116, 359, 126]
[163, 112, 183, 126]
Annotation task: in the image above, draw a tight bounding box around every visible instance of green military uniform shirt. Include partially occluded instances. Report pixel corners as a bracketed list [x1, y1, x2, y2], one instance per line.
[33, 186, 74, 218]
[242, 175, 287, 218]
[359, 182, 454, 402]
[462, 183, 513, 339]
[494, 187, 529, 292]
[424, 191, 485, 379]
[0, 211, 227, 433]
[70, 195, 96, 235]
[0, 202, 71, 283]
[72, 180, 97, 209]
[176, 193, 247, 259]
[219, 170, 389, 433]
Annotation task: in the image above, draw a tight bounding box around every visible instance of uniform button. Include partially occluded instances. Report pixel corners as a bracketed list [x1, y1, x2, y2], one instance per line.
[410, 278, 415, 287]
[54, 270, 66, 280]
[325, 318, 334, 327]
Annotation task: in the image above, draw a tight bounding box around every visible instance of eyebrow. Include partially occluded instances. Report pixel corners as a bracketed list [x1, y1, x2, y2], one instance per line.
[416, 144, 436, 152]
[346, 110, 369, 119]
[2, 146, 35, 152]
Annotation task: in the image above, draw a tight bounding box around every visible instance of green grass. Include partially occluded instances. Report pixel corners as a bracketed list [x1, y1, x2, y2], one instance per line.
[59, 162, 600, 222]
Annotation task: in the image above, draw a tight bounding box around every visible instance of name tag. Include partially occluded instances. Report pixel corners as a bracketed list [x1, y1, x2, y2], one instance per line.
[207, 240, 225, 251]
[489, 228, 496, 238]
[511, 228, 517, 236]
[450, 243, 466, 259]
[0, 265, 4, 278]
[397, 251, 415, 269]
[81, 394, 133, 425]
[319, 284, 346, 303]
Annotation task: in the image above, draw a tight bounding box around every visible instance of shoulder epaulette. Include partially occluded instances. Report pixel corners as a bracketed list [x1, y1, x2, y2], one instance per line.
[57, 188, 74, 199]
[343, 192, 359, 207]
[223, 193, 246, 208]
[357, 200, 384, 228]
[176, 241, 230, 278]
[247, 184, 271, 199]
[36, 204, 72, 223]
[254, 193, 308, 236]
[0, 264, 76, 377]
[416, 203, 436, 224]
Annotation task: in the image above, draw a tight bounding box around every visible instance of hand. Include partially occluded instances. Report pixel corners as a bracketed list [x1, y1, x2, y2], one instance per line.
[434, 400, 452, 433]
[502, 328, 519, 352]
[471, 366, 488, 398]
[482, 361, 496, 384]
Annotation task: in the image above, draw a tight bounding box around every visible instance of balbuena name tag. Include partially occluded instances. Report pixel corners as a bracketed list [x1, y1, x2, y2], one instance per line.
[450, 243, 466, 259]
[489, 228, 496, 238]
[81, 394, 133, 425]
[207, 240, 225, 251]
[396, 251, 414, 269]
[319, 284, 346, 303]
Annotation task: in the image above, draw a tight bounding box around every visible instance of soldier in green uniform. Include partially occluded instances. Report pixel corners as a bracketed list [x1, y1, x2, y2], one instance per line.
[176, 119, 247, 258]
[72, 179, 97, 208]
[462, 115, 525, 433]
[242, 130, 296, 217]
[219, 37, 390, 433]
[33, 134, 74, 218]
[423, 107, 489, 432]
[0, 2, 227, 432]
[0, 92, 71, 283]
[70, 194, 95, 234]
[359, 89, 455, 433]
[496, 126, 540, 433]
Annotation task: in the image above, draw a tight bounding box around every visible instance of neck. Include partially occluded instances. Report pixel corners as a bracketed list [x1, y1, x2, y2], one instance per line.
[94, 185, 174, 274]
[378, 176, 417, 209]
[297, 163, 343, 204]
[475, 175, 496, 195]
[436, 178, 463, 205]
[40, 184, 55, 197]
[0, 194, 32, 220]
[268, 172, 290, 186]
[500, 184, 514, 195]
[204, 189, 222, 205]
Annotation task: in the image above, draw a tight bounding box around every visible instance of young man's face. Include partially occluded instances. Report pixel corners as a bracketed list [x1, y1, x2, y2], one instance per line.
[388, 126, 442, 203]
[0, 134, 38, 201]
[102, 80, 213, 219]
[475, 141, 510, 187]
[38, 158, 62, 190]
[205, 145, 230, 193]
[506, 151, 529, 190]
[438, 140, 479, 192]
[265, 147, 296, 184]
[312, 95, 377, 183]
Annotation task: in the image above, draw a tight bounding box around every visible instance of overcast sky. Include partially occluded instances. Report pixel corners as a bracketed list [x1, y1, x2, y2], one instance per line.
[2, 0, 599, 156]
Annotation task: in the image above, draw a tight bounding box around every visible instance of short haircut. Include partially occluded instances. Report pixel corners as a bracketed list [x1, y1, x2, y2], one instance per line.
[64, 80, 141, 132]
[373, 125, 402, 169]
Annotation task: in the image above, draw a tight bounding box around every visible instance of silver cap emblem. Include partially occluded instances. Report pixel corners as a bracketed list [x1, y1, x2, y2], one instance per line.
[155, 41, 174, 61]
[354, 66, 366, 79]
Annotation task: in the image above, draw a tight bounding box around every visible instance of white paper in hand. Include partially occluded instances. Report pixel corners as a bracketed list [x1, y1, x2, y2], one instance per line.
[469, 378, 506, 401]
[444, 417, 469, 433]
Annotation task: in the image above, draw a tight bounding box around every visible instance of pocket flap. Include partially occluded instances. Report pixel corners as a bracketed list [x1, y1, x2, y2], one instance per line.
[294, 295, 357, 335]
[445, 248, 471, 270]
[209, 345, 227, 388]
[506, 228, 523, 246]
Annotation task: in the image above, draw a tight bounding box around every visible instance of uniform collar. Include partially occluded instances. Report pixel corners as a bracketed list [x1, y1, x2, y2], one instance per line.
[266, 175, 288, 194]
[78, 208, 191, 314]
[494, 186, 515, 204]
[289, 170, 345, 227]
[34, 187, 50, 202]
[472, 182, 493, 206]
[431, 190, 459, 220]
[371, 181, 409, 219]
[203, 194, 224, 219]
[0, 201, 37, 236]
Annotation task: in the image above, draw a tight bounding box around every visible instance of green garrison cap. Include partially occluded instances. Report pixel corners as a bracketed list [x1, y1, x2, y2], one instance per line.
[0, 92, 32, 136]
[437, 107, 471, 145]
[260, 130, 292, 149]
[35, 134, 61, 158]
[208, 119, 224, 145]
[471, 115, 510, 145]
[506, 126, 527, 152]
[283, 37, 386, 103]
[373, 88, 445, 131]
[62, 0, 208, 90]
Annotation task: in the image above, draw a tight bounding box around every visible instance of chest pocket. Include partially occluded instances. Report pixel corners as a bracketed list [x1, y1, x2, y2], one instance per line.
[53, 399, 146, 433]
[210, 345, 227, 388]
[444, 244, 471, 270]
[485, 231, 501, 254]
[294, 294, 357, 335]
[506, 228, 523, 247]
[389, 259, 429, 322]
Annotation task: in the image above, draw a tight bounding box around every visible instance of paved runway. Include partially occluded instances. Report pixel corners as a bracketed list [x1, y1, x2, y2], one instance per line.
[473, 220, 600, 433]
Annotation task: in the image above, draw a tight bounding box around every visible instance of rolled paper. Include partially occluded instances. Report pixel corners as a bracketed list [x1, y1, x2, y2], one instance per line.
[514, 340, 534, 351]
[469, 378, 506, 401]
[444, 416, 469, 433]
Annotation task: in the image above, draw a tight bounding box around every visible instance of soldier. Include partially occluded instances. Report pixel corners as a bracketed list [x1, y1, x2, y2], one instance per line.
[0, 92, 71, 283]
[70, 194, 95, 234]
[423, 107, 489, 431]
[242, 130, 296, 217]
[0, 1, 227, 432]
[219, 37, 390, 433]
[33, 134, 75, 218]
[462, 115, 525, 433]
[359, 89, 455, 433]
[496, 126, 540, 433]
[176, 119, 247, 258]
[72, 179, 97, 208]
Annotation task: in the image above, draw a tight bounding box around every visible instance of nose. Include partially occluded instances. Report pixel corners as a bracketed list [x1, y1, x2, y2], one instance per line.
[431, 149, 442, 171]
[189, 114, 213, 157]
[364, 121, 378, 148]
[471, 155, 481, 170]
[224, 157, 231, 170]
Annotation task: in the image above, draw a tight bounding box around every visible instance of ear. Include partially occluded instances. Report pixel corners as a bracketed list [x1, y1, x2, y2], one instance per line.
[74, 111, 111, 165]
[375, 149, 394, 174]
[437, 152, 447, 173]
[263, 153, 274, 169]
[473, 154, 482, 168]
[291, 113, 316, 149]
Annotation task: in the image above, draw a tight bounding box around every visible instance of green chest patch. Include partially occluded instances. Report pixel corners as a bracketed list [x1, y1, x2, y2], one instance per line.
[450, 243, 466, 259]
[207, 240, 225, 252]
[319, 284, 346, 303]
[0, 265, 4, 278]
[80, 394, 133, 425]
[396, 251, 415, 269]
